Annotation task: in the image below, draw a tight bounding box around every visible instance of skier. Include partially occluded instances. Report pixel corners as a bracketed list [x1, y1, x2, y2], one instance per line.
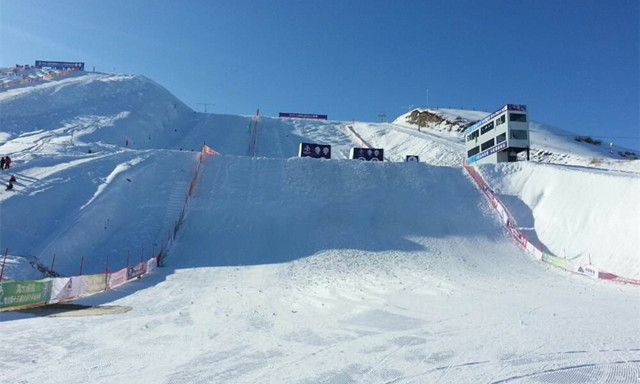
[4, 156, 11, 169]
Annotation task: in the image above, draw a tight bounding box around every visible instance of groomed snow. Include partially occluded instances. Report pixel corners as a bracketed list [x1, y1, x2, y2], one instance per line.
[1, 72, 638, 383]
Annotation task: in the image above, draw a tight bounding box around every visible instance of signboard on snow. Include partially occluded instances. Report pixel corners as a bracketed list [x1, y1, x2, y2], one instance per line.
[35, 60, 85, 71]
[350, 147, 384, 161]
[299, 143, 331, 159]
[279, 112, 328, 120]
[576, 265, 599, 279]
[405, 155, 420, 162]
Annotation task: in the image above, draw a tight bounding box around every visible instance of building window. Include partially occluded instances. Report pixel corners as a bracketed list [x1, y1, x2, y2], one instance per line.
[496, 114, 506, 126]
[509, 113, 527, 122]
[467, 146, 480, 157]
[510, 130, 528, 140]
[480, 121, 495, 135]
[481, 138, 495, 151]
[496, 133, 506, 144]
[467, 130, 479, 142]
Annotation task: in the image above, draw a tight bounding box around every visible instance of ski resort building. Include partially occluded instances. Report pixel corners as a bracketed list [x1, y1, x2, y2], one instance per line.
[464, 104, 530, 164]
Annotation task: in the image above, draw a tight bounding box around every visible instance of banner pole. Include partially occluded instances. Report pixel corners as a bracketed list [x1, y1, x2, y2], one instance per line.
[0, 248, 8, 281]
[50, 253, 56, 274]
[79, 256, 84, 276]
[126, 250, 130, 270]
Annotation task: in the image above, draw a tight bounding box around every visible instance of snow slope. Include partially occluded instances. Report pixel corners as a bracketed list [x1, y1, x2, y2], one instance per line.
[1, 71, 639, 383]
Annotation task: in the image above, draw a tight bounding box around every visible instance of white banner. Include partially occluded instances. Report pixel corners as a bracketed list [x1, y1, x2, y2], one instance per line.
[108, 267, 128, 289]
[575, 264, 599, 279]
[146, 258, 157, 274]
[50, 277, 82, 302]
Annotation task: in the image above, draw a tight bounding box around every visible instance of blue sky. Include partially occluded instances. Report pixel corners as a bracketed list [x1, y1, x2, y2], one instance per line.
[2, 1, 639, 149]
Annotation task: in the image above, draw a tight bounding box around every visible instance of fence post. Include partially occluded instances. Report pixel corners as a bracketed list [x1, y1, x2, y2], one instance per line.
[126, 250, 130, 270]
[0, 248, 8, 281]
[79, 256, 84, 276]
[50, 253, 56, 273]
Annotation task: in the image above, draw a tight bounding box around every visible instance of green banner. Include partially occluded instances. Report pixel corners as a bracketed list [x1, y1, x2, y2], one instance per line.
[0, 279, 52, 310]
[542, 253, 570, 270]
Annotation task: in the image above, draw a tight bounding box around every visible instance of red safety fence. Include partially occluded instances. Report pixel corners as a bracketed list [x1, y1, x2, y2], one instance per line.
[0, 144, 221, 311]
[463, 164, 640, 286]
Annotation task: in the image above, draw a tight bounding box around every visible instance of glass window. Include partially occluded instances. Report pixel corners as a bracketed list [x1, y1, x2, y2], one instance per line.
[481, 138, 495, 151]
[467, 130, 479, 142]
[480, 122, 494, 135]
[467, 146, 480, 157]
[509, 130, 528, 140]
[496, 133, 506, 144]
[496, 114, 506, 126]
[509, 113, 527, 122]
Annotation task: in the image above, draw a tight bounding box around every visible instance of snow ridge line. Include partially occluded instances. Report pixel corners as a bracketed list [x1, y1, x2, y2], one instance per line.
[463, 164, 640, 286]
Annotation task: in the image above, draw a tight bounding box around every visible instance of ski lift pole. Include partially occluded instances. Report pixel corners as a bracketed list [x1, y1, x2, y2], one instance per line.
[0, 248, 8, 281]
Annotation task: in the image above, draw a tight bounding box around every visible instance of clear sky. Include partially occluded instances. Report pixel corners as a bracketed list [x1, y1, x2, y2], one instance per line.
[1, 1, 639, 149]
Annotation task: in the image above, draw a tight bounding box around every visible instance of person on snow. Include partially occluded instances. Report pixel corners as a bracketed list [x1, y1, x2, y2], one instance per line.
[0, 157, 5, 170]
[5, 181, 13, 191]
[4, 156, 11, 169]
[9, 175, 16, 183]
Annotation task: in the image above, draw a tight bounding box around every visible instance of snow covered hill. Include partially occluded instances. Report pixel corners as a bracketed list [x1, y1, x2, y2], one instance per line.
[1, 71, 638, 383]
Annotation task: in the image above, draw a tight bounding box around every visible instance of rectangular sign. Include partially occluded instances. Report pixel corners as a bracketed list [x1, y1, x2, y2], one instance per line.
[464, 104, 527, 135]
[350, 147, 384, 161]
[467, 141, 508, 164]
[80, 274, 107, 296]
[0, 279, 52, 310]
[299, 143, 331, 159]
[405, 155, 420, 162]
[128, 262, 146, 280]
[35, 60, 85, 71]
[279, 112, 328, 120]
[50, 277, 82, 302]
[108, 268, 128, 289]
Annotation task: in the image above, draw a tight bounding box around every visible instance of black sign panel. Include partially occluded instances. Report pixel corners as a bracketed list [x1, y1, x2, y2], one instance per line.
[405, 155, 420, 162]
[299, 142, 331, 159]
[350, 147, 384, 161]
[35, 60, 85, 71]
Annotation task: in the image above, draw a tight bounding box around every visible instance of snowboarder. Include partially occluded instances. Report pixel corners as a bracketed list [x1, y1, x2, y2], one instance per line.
[4, 156, 11, 169]
[0, 157, 4, 170]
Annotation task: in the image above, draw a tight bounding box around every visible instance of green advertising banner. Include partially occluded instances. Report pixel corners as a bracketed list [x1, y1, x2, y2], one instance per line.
[542, 253, 571, 271]
[0, 279, 52, 310]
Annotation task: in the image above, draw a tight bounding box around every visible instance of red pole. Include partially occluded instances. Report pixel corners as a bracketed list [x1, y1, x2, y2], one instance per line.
[152, 244, 156, 259]
[0, 248, 9, 281]
[141, 246, 144, 263]
[105, 255, 109, 274]
[126, 250, 130, 269]
[50, 253, 56, 273]
[79, 256, 84, 276]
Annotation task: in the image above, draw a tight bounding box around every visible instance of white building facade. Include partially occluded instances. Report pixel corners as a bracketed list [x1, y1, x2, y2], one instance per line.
[464, 104, 530, 164]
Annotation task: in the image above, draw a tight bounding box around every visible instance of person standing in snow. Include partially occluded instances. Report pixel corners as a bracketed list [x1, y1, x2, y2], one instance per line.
[4, 156, 11, 169]
[0, 157, 4, 170]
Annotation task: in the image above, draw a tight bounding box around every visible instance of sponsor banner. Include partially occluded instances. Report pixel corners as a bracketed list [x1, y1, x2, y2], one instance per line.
[279, 112, 328, 120]
[80, 274, 107, 296]
[128, 262, 146, 280]
[147, 257, 157, 274]
[405, 155, 420, 162]
[468, 141, 508, 164]
[35, 60, 85, 71]
[575, 264, 599, 279]
[464, 104, 527, 134]
[299, 143, 331, 159]
[350, 147, 384, 161]
[526, 242, 544, 260]
[542, 253, 571, 270]
[0, 279, 52, 310]
[50, 277, 82, 302]
[108, 267, 128, 289]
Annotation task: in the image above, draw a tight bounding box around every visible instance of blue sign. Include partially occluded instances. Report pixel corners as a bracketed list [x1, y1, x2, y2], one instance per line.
[299, 143, 331, 159]
[468, 141, 508, 164]
[35, 60, 85, 71]
[350, 147, 384, 161]
[279, 112, 328, 120]
[405, 155, 420, 162]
